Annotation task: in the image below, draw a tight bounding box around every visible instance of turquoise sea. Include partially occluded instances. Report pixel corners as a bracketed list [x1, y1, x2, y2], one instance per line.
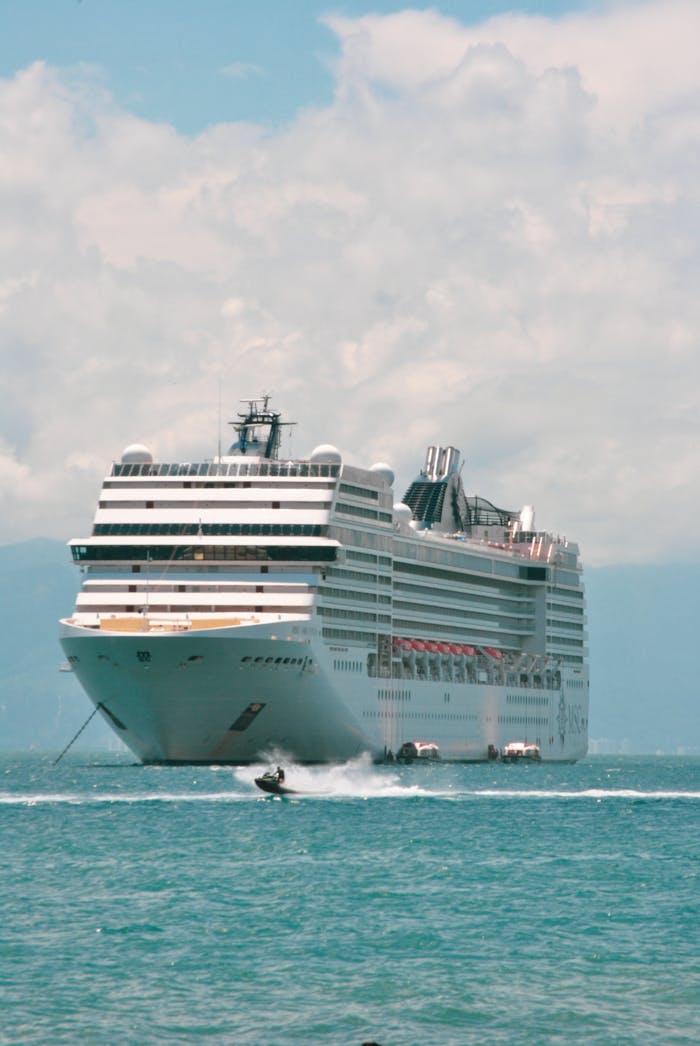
[2, 754, 699, 1045]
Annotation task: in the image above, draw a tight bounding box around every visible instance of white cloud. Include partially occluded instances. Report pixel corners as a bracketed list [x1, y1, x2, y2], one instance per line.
[1, 3, 699, 565]
[324, 1, 700, 131]
[220, 61, 264, 80]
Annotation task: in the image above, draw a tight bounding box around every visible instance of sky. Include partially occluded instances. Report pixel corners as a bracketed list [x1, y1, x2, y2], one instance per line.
[1, 0, 698, 567]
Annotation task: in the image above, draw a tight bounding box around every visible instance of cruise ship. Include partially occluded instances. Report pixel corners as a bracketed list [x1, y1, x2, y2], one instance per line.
[59, 397, 589, 764]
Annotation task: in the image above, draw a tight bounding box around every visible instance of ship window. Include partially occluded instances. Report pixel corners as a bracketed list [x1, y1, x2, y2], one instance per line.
[521, 565, 547, 581]
[339, 483, 380, 502]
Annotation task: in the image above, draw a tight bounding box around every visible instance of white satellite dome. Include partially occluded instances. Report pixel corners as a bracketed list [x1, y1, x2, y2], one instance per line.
[121, 443, 153, 465]
[370, 462, 395, 487]
[310, 443, 342, 465]
[393, 503, 412, 525]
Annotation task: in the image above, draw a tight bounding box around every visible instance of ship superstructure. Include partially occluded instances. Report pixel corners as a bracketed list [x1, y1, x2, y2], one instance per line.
[60, 397, 588, 763]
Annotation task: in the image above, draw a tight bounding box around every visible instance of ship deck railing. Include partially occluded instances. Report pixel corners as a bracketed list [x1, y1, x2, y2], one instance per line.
[111, 461, 341, 479]
[65, 613, 265, 633]
[441, 532, 576, 566]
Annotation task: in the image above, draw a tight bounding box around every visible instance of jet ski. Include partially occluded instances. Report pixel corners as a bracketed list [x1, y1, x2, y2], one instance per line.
[254, 770, 297, 796]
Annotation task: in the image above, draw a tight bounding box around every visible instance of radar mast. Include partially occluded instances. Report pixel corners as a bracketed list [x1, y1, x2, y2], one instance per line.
[227, 394, 296, 459]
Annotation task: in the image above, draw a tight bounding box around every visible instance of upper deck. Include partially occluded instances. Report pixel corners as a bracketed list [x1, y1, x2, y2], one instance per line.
[63, 398, 585, 666]
[110, 459, 341, 480]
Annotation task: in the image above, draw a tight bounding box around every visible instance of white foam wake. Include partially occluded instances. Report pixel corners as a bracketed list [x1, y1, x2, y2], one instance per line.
[468, 788, 700, 800]
[237, 752, 431, 798]
[0, 790, 252, 806]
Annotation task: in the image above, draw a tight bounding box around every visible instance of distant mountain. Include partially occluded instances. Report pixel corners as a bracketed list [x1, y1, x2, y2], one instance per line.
[0, 540, 697, 754]
[585, 564, 700, 754]
[0, 539, 119, 753]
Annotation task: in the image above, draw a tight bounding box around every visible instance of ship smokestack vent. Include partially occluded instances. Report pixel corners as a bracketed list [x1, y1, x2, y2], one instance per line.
[424, 445, 461, 482]
[519, 505, 535, 532]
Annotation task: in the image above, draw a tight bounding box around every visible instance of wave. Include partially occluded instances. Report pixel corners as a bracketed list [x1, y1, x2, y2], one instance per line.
[0, 791, 252, 806]
[465, 788, 700, 800]
[2, 753, 699, 806]
[3, 789, 699, 806]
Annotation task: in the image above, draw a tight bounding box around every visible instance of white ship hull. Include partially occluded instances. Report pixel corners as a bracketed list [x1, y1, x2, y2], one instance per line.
[59, 398, 589, 764]
[59, 619, 588, 764]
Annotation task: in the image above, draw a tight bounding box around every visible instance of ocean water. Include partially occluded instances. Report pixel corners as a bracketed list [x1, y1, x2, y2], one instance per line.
[1, 754, 699, 1045]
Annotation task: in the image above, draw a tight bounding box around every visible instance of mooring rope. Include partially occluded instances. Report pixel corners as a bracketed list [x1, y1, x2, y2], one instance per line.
[52, 704, 102, 766]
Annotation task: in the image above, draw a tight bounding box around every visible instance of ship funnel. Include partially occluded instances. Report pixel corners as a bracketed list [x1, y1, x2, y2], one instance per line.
[424, 445, 461, 482]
